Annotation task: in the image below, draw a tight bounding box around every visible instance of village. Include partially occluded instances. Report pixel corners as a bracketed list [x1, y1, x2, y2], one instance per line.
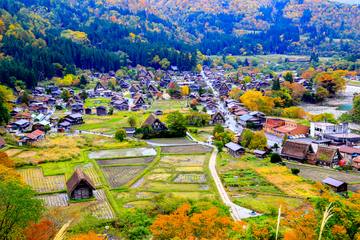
[1, 61, 360, 237]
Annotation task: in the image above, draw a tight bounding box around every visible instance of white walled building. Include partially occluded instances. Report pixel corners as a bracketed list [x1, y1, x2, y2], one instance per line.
[310, 122, 349, 138]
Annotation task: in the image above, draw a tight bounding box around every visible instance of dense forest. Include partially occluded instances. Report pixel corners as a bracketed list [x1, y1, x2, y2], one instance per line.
[0, 0, 359, 88]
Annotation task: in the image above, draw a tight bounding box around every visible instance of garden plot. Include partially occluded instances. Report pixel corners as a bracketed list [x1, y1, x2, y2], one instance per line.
[18, 168, 66, 193]
[146, 173, 172, 181]
[221, 169, 281, 194]
[89, 148, 156, 159]
[81, 164, 102, 187]
[102, 166, 146, 188]
[97, 157, 154, 166]
[149, 138, 194, 145]
[90, 190, 115, 220]
[161, 145, 212, 154]
[160, 155, 206, 167]
[173, 174, 207, 183]
[37, 193, 69, 207]
[4, 148, 23, 157]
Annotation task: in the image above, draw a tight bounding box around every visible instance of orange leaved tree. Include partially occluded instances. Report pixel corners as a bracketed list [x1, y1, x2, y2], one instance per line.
[150, 204, 234, 239]
[24, 218, 56, 240]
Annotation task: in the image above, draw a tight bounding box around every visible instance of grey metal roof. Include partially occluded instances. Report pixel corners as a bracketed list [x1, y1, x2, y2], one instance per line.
[225, 142, 244, 151]
[322, 177, 345, 187]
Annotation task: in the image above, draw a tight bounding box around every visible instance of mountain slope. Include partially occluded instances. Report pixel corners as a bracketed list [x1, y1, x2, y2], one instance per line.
[0, 0, 359, 88]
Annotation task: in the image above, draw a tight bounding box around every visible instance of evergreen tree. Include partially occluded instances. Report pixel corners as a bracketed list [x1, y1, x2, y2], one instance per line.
[272, 77, 281, 91]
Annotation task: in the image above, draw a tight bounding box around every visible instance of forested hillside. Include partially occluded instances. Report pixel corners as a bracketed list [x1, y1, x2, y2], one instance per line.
[0, 0, 359, 88]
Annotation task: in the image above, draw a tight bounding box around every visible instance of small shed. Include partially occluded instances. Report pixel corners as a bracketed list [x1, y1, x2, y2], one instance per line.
[254, 149, 267, 158]
[66, 169, 95, 200]
[322, 177, 347, 193]
[96, 106, 107, 116]
[225, 142, 244, 157]
[85, 108, 92, 115]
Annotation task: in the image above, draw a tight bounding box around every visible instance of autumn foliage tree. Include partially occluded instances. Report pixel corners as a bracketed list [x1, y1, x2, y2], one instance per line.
[150, 204, 234, 239]
[315, 71, 346, 96]
[0, 152, 14, 168]
[282, 206, 317, 240]
[24, 218, 56, 240]
[240, 90, 275, 114]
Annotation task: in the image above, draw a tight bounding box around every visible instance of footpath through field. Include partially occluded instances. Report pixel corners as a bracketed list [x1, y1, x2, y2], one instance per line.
[147, 133, 260, 220]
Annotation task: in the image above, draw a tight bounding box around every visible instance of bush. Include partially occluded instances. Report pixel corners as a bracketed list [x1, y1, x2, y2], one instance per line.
[115, 128, 127, 142]
[291, 168, 300, 175]
[214, 140, 224, 152]
[270, 153, 282, 163]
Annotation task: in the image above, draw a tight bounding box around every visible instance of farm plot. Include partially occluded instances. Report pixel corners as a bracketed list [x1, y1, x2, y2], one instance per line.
[221, 169, 281, 194]
[89, 148, 156, 159]
[18, 168, 66, 193]
[97, 157, 154, 166]
[146, 173, 172, 181]
[149, 138, 194, 145]
[160, 155, 206, 167]
[161, 145, 212, 154]
[90, 190, 115, 220]
[37, 193, 69, 207]
[4, 148, 23, 157]
[81, 164, 102, 187]
[173, 174, 207, 183]
[102, 166, 146, 188]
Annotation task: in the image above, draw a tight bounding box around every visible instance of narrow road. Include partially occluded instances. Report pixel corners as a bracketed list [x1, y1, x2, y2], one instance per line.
[201, 70, 243, 134]
[208, 148, 260, 220]
[187, 133, 260, 220]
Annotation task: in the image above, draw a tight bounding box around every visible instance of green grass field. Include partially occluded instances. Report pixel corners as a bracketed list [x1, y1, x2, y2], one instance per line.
[84, 97, 111, 108]
[75, 111, 149, 134]
[148, 99, 188, 112]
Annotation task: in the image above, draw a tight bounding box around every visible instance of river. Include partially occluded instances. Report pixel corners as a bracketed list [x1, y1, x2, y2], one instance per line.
[301, 84, 360, 118]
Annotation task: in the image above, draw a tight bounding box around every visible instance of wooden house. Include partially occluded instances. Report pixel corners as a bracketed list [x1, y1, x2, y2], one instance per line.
[20, 129, 45, 145]
[219, 83, 230, 96]
[225, 142, 245, 157]
[310, 146, 342, 167]
[94, 82, 107, 93]
[10, 119, 31, 132]
[133, 96, 146, 109]
[66, 169, 95, 200]
[142, 114, 167, 131]
[254, 149, 268, 158]
[85, 108, 92, 115]
[113, 100, 129, 111]
[352, 156, 360, 170]
[147, 84, 159, 94]
[339, 146, 360, 163]
[63, 113, 84, 125]
[281, 141, 315, 163]
[96, 106, 107, 116]
[322, 177, 347, 193]
[71, 103, 84, 114]
[211, 112, 226, 125]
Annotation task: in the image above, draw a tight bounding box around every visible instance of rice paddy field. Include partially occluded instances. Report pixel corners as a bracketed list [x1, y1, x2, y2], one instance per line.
[12, 134, 142, 165]
[111, 144, 216, 210]
[89, 148, 156, 159]
[9, 133, 217, 229]
[217, 153, 319, 214]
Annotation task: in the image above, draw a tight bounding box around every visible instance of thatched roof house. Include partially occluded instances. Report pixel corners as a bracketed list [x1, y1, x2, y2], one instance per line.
[66, 169, 95, 200]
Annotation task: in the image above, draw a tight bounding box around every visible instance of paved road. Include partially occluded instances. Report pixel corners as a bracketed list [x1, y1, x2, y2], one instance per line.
[201, 71, 243, 134]
[77, 130, 114, 138]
